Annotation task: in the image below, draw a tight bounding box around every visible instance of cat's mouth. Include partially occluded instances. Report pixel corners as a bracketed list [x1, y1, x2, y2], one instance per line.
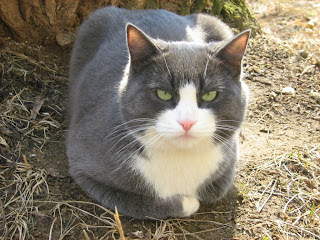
[180, 132, 195, 139]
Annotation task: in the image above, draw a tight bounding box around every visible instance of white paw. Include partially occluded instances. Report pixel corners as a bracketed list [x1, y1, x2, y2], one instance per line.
[182, 196, 200, 217]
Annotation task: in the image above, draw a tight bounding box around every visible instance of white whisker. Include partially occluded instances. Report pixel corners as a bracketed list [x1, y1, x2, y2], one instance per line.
[203, 55, 210, 79]
[108, 126, 152, 151]
[111, 129, 157, 158]
[112, 131, 162, 173]
[106, 118, 156, 138]
[160, 50, 172, 78]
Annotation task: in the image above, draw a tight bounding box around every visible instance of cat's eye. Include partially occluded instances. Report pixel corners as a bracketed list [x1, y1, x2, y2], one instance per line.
[201, 91, 217, 102]
[157, 90, 173, 101]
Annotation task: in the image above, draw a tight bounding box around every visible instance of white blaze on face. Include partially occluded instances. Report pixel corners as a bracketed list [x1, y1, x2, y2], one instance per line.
[175, 84, 198, 124]
[134, 83, 223, 199]
[154, 83, 216, 148]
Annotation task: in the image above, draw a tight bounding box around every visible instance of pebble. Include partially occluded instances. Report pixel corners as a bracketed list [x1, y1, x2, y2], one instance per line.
[281, 87, 295, 95]
[299, 50, 308, 59]
[310, 90, 320, 102]
[8, 66, 27, 78]
[132, 230, 144, 238]
[270, 91, 277, 98]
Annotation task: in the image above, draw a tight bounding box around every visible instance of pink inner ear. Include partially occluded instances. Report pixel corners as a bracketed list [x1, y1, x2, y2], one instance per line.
[218, 30, 250, 72]
[127, 26, 146, 53]
[126, 24, 158, 64]
[224, 31, 250, 60]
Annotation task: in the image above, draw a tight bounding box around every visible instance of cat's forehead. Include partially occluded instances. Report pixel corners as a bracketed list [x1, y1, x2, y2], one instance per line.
[166, 43, 207, 67]
[166, 42, 208, 58]
[161, 43, 220, 88]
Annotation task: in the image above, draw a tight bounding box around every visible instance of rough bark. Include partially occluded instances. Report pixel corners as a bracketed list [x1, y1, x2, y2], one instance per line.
[0, 0, 259, 47]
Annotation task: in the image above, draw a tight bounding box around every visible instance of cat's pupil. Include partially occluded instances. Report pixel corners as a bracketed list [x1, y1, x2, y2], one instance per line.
[201, 91, 217, 102]
[157, 89, 173, 101]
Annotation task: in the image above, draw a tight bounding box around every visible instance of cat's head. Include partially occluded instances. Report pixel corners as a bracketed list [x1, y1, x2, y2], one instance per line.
[119, 24, 250, 149]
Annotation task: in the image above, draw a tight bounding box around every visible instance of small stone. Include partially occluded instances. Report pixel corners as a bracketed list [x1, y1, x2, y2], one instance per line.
[299, 50, 308, 59]
[282, 87, 295, 95]
[56, 31, 73, 47]
[0, 122, 12, 136]
[8, 66, 27, 78]
[132, 230, 144, 238]
[47, 168, 60, 177]
[270, 91, 277, 98]
[0, 136, 9, 148]
[310, 90, 320, 102]
[307, 19, 316, 29]
[260, 128, 270, 133]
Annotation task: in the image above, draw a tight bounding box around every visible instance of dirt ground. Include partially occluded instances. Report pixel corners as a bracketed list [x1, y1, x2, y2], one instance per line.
[1, 0, 319, 239]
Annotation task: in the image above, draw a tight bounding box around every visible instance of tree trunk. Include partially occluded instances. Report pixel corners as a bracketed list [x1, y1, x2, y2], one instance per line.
[0, 0, 259, 47]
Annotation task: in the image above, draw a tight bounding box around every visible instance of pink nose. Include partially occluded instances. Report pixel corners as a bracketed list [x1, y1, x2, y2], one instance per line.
[179, 120, 196, 131]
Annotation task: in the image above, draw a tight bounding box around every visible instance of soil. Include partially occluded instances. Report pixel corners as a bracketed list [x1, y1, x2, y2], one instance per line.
[1, 1, 319, 239]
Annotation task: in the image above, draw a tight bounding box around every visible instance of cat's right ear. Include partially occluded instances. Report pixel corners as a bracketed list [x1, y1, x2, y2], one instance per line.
[126, 24, 159, 70]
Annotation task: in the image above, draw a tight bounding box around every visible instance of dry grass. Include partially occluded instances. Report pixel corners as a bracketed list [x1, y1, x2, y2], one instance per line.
[1, 0, 320, 239]
[237, 145, 320, 239]
[0, 49, 63, 152]
[0, 156, 48, 239]
[0, 157, 118, 239]
[247, 0, 320, 61]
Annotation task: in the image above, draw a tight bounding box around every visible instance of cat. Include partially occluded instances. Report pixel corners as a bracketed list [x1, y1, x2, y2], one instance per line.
[67, 6, 250, 220]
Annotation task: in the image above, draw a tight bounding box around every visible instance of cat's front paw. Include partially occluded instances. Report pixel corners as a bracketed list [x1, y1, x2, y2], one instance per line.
[182, 196, 200, 217]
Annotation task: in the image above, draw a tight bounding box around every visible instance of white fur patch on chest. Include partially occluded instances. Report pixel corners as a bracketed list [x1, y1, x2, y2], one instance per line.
[134, 142, 222, 199]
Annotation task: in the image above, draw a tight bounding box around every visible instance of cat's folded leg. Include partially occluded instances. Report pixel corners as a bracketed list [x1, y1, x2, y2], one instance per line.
[76, 175, 199, 219]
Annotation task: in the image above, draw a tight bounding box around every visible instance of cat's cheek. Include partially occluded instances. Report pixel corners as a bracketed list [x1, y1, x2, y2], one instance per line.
[192, 109, 217, 136]
[155, 110, 184, 137]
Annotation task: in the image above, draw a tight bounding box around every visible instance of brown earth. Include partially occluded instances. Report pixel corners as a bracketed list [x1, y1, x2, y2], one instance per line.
[1, 0, 319, 239]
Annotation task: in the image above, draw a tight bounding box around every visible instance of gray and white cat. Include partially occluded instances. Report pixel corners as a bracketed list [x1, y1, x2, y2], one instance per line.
[67, 6, 250, 219]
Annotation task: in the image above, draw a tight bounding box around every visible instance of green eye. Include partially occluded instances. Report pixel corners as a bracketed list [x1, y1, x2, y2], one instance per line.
[157, 90, 172, 101]
[201, 91, 217, 102]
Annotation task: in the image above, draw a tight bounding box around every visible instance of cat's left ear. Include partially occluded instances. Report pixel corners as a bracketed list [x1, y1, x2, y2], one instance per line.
[126, 24, 160, 70]
[217, 29, 251, 74]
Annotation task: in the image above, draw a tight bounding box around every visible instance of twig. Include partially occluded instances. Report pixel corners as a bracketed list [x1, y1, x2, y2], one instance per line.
[256, 180, 278, 213]
[22, 155, 31, 170]
[251, 78, 273, 86]
[83, 230, 91, 240]
[5, 50, 56, 73]
[0, 198, 7, 238]
[49, 217, 57, 240]
[275, 220, 320, 239]
[254, 110, 270, 125]
[300, 65, 316, 77]
[148, 229, 152, 240]
[114, 207, 126, 240]
[283, 194, 299, 214]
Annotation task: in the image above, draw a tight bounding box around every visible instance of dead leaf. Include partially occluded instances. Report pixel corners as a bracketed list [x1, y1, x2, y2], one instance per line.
[47, 167, 63, 178]
[30, 98, 44, 120]
[0, 122, 12, 136]
[0, 136, 9, 148]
